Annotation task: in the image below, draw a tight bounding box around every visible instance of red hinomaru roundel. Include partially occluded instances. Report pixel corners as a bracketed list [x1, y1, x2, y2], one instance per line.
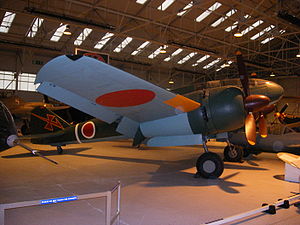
[96, 89, 155, 107]
[81, 121, 96, 139]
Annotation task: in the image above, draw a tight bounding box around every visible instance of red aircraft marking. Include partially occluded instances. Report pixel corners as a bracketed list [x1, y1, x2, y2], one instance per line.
[31, 112, 64, 131]
[81, 121, 95, 139]
[96, 89, 155, 107]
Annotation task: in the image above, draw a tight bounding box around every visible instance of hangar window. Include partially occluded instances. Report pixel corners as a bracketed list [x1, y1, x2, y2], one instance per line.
[148, 45, 168, 59]
[94, 32, 114, 49]
[217, 60, 233, 71]
[27, 18, 44, 38]
[225, 15, 250, 32]
[164, 48, 183, 61]
[211, 9, 236, 27]
[241, 20, 263, 35]
[192, 55, 210, 67]
[0, 12, 16, 33]
[157, 0, 176, 11]
[178, 52, 197, 64]
[18, 73, 38, 91]
[74, 28, 93, 46]
[113, 37, 133, 53]
[251, 25, 275, 40]
[195, 2, 222, 23]
[50, 23, 68, 42]
[203, 58, 221, 69]
[177, 1, 194, 16]
[261, 29, 285, 44]
[136, 0, 148, 4]
[0, 71, 16, 90]
[131, 41, 150, 55]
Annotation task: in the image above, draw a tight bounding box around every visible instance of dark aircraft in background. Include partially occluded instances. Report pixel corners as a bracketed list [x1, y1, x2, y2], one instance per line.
[224, 131, 300, 162]
[0, 101, 124, 158]
[273, 103, 300, 132]
[34, 51, 283, 178]
[0, 94, 68, 134]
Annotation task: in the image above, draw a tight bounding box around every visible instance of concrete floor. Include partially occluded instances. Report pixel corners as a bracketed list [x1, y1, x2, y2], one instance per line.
[0, 140, 299, 225]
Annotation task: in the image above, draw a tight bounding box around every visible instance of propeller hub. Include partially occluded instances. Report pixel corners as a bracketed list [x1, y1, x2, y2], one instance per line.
[6, 134, 18, 147]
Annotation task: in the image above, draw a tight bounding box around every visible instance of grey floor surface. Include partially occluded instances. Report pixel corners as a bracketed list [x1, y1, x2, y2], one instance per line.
[0, 140, 299, 225]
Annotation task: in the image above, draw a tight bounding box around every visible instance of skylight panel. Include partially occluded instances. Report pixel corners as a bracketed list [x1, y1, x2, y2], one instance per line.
[94, 32, 114, 49]
[203, 58, 221, 69]
[131, 41, 150, 55]
[157, 0, 176, 11]
[0, 12, 16, 33]
[241, 20, 263, 35]
[177, 52, 197, 64]
[211, 9, 236, 27]
[177, 1, 194, 16]
[50, 24, 68, 42]
[261, 29, 285, 44]
[136, 0, 148, 4]
[27, 18, 44, 37]
[195, 2, 222, 23]
[192, 55, 210, 66]
[148, 45, 168, 59]
[164, 48, 183, 61]
[74, 28, 92, 46]
[251, 25, 275, 40]
[113, 37, 133, 52]
[225, 14, 250, 32]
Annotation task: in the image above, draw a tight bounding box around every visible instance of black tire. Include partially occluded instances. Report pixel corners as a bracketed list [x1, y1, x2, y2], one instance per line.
[57, 146, 63, 154]
[196, 152, 224, 179]
[224, 145, 243, 162]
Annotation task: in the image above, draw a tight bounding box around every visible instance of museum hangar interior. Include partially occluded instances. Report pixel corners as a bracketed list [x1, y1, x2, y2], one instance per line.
[0, 0, 300, 225]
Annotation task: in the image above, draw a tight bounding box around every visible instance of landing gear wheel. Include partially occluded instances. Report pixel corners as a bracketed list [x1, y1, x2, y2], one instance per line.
[57, 146, 63, 154]
[196, 152, 224, 179]
[224, 145, 243, 162]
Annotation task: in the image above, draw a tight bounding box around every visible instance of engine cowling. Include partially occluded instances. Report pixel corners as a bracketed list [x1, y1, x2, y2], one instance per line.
[188, 86, 246, 135]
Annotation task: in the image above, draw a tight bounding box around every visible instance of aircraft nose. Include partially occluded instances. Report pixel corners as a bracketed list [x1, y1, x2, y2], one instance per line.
[267, 82, 284, 103]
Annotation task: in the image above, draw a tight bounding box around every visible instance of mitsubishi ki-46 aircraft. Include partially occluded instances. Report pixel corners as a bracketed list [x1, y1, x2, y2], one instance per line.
[34, 51, 284, 178]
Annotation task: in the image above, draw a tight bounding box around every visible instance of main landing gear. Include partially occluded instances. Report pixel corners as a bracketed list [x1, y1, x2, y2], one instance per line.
[195, 141, 224, 179]
[223, 144, 243, 162]
[57, 146, 63, 154]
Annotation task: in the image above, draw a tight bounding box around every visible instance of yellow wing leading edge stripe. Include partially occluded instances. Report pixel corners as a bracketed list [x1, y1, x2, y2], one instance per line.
[163, 95, 200, 113]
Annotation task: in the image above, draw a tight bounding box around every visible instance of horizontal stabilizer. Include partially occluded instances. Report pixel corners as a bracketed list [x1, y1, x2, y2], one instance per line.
[277, 153, 300, 169]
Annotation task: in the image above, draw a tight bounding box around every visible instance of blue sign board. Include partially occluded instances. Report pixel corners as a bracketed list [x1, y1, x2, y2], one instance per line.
[40, 196, 78, 205]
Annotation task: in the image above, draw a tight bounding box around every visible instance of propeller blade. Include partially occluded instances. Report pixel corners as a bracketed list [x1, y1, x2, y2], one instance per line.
[17, 141, 58, 165]
[258, 114, 267, 138]
[236, 51, 249, 97]
[279, 103, 289, 114]
[245, 113, 256, 145]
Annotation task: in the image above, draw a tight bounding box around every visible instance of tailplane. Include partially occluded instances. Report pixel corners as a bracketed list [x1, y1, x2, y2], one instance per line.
[30, 106, 71, 135]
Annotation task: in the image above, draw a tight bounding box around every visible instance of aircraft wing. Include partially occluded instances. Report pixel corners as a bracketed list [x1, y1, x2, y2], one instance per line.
[277, 153, 300, 169]
[36, 55, 200, 137]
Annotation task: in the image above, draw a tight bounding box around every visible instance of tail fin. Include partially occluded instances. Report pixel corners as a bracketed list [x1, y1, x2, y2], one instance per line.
[30, 106, 71, 135]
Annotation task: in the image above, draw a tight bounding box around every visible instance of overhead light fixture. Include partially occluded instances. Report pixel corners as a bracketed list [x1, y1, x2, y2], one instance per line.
[160, 45, 167, 54]
[251, 72, 257, 77]
[296, 50, 300, 58]
[63, 25, 72, 35]
[168, 78, 174, 84]
[270, 71, 275, 77]
[234, 27, 243, 37]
